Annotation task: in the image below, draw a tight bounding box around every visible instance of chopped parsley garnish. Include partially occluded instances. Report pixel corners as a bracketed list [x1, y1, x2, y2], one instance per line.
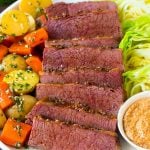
[0, 35, 5, 42]
[13, 96, 24, 112]
[12, 13, 18, 21]
[16, 72, 25, 80]
[10, 64, 18, 68]
[12, 54, 18, 60]
[13, 124, 22, 137]
[15, 141, 21, 148]
[36, 7, 44, 14]
[26, 67, 33, 72]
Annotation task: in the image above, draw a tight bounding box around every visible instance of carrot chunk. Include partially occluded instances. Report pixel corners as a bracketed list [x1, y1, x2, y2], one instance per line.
[0, 118, 32, 148]
[0, 45, 8, 61]
[26, 56, 42, 73]
[0, 71, 6, 82]
[2, 35, 23, 47]
[9, 42, 32, 55]
[2, 35, 16, 47]
[36, 15, 47, 27]
[0, 82, 13, 110]
[24, 28, 48, 47]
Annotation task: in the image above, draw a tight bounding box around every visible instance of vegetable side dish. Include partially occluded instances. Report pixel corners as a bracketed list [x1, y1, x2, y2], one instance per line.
[0, 0, 51, 148]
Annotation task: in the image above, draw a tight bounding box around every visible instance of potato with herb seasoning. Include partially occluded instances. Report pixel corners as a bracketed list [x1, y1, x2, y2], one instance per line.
[0, 109, 7, 128]
[2, 54, 27, 73]
[19, 0, 52, 18]
[3, 70, 39, 94]
[6, 95, 37, 120]
[1, 10, 31, 36]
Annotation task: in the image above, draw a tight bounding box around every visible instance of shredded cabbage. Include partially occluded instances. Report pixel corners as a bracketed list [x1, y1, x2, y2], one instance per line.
[123, 65, 150, 97]
[119, 14, 150, 97]
[117, 0, 150, 24]
[123, 46, 150, 70]
[119, 16, 150, 70]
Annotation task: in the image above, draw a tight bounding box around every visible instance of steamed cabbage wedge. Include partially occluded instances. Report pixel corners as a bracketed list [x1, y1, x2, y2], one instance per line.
[123, 65, 150, 97]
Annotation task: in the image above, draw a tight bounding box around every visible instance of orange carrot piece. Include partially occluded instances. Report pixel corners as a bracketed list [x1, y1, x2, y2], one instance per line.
[2, 35, 22, 47]
[36, 15, 47, 27]
[24, 28, 48, 48]
[0, 82, 13, 110]
[3, 35, 16, 45]
[26, 56, 42, 73]
[0, 45, 8, 61]
[0, 71, 6, 82]
[9, 42, 32, 55]
[1, 118, 32, 148]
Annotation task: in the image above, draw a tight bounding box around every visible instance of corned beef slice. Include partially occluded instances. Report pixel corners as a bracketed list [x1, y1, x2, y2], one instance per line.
[36, 84, 124, 116]
[45, 37, 119, 49]
[43, 47, 123, 72]
[46, 11, 122, 40]
[28, 117, 120, 150]
[28, 1, 123, 149]
[25, 101, 117, 131]
[45, 1, 117, 18]
[40, 69, 122, 88]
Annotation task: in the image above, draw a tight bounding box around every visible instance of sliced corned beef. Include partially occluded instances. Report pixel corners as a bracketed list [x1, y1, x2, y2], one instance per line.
[25, 101, 117, 131]
[45, 1, 117, 18]
[45, 37, 119, 49]
[36, 83, 124, 116]
[28, 117, 120, 150]
[40, 69, 122, 88]
[43, 47, 123, 72]
[46, 11, 122, 40]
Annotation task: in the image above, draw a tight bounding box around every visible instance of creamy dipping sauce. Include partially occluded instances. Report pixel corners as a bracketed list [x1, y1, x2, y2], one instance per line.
[123, 98, 150, 149]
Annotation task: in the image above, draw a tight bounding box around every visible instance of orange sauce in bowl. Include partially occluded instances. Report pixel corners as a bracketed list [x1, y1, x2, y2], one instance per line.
[123, 98, 150, 149]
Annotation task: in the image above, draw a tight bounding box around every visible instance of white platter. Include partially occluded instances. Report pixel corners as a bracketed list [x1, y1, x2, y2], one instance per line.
[0, 1, 135, 150]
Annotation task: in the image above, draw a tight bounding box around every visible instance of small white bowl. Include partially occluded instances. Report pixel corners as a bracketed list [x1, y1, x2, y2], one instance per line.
[118, 91, 150, 150]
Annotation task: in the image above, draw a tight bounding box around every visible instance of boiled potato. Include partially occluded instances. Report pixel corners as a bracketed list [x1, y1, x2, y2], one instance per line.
[19, 0, 52, 18]
[6, 95, 37, 120]
[0, 109, 7, 128]
[3, 70, 39, 94]
[2, 54, 27, 73]
[1, 10, 30, 36]
[26, 13, 36, 32]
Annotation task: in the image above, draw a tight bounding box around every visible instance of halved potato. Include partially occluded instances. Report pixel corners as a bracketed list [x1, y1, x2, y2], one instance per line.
[6, 95, 37, 120]
[19, 0, 52, 18]
[2, 54, 27, 73]
[3, 70, 39, 94]
[1, 10, 30, 36]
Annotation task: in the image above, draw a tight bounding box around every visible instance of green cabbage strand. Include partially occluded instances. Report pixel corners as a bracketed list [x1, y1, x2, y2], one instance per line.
[119, 15, 150, 97]
[123, 65, 150, 97]
[117, 0, 150, 24]
[119, 16, 150, 71]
